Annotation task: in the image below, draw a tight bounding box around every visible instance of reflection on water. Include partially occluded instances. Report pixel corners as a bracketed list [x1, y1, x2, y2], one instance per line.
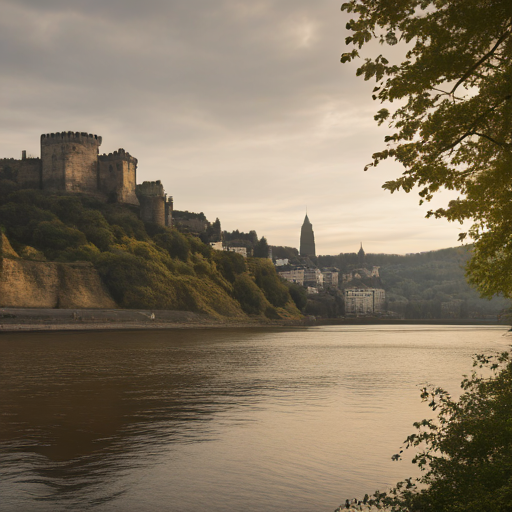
[0, 325, 508, 511]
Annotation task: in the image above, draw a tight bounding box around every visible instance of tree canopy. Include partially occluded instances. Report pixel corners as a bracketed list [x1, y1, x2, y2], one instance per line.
[341, 0, 512, 298]
[340, 2, 512, 510]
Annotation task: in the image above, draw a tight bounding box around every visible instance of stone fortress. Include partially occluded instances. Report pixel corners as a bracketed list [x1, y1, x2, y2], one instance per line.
[0, 131, 172, 226]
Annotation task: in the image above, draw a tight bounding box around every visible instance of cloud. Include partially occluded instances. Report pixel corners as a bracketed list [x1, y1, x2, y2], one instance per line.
[0, 0, 464, 255]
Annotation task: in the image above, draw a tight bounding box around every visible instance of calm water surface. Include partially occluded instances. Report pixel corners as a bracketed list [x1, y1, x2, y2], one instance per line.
[0, 325, 509, 511]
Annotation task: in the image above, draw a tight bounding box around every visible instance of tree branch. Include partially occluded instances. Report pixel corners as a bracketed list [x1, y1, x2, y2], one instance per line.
[442, 95, 512, 153]
[473, 132, 512, 149]
[450, 25, 512, 97]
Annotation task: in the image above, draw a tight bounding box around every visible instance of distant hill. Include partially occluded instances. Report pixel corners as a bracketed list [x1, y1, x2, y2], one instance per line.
[318, 248, 510, 319]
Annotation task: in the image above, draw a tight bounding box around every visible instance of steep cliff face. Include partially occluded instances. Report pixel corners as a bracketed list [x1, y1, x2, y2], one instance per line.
[0, 257, 117, 309]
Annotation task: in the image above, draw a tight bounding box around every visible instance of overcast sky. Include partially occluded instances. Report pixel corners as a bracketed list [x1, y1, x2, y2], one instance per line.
[0, 0, 468, 255]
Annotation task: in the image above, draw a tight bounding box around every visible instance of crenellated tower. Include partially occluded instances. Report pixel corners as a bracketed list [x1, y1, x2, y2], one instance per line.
[136, 180, 167, 226]
[98, 149, 139, 206]
[4, 132, 175, 223]
[41, 132, 102, 194]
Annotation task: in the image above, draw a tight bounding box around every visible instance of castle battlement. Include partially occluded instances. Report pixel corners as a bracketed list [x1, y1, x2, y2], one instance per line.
[136, 180, 165, 197]
[99, 149, 137, 165]
[0, 157, 41, 162]
[41, 132, 102, 146]
[3, 131, 171, 227]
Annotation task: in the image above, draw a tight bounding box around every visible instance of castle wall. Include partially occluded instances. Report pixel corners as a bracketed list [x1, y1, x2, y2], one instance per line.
[0, 158, 41, 188]
[98, 149, 139, 205]
[41, 132, 102, 194]
[136, 181, 166, 226]
[138, 195, 166, 225]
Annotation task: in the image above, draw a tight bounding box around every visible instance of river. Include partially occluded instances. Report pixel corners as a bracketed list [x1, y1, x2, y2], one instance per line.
[0, 325, 508, 511]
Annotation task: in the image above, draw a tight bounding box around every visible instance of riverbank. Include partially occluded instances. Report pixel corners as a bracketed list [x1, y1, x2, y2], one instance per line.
[0, 307, 506, 333]
[0, 307, 303, 332]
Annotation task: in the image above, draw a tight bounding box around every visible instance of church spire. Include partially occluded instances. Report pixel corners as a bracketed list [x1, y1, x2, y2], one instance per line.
[300, 212, 315, 257]
[358, 242, 365, 265]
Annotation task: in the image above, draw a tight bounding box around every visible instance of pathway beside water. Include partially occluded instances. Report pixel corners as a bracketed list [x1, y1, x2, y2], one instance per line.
[0, 325, 508, 512]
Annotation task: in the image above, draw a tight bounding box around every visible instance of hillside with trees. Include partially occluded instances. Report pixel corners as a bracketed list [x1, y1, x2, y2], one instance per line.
[318, 248, 510, 319]
[0, 182, 302, 321]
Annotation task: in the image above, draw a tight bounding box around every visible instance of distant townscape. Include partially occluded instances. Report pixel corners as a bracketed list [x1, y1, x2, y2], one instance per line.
[277, 214, 386, 317]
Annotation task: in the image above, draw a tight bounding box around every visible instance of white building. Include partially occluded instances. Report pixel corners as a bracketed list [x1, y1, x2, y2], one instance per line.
[209, 241, 223, 251]
[226, 246, 247, 258]
[278, 269, 305, 286]
[303, 268, 323, 287]
[344, 288, 386, 316]
[321, 270, 339, 287]
[275, 259, 289, 266]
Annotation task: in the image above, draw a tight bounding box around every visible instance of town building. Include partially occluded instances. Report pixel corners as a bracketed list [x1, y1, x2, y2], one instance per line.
[278, 268, 305, 286]
[278, 267, 323, 287]
[209, 243, 248, 257]
[303, 267, 323, 287]
[226, 246, 248, 258]
[321, 269, 339, 287]
[344, 288, 386, 316]
[342, 266, 380, 284]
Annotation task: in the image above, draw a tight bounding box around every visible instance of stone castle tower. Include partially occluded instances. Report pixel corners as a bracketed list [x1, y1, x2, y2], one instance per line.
[0, 131, 174, 227]
[40, 132, 139, 206]
[299, 213, 316, 257]
[136, 180, 173, 227]
[98, 149, 138, 205]
[41, 132, 103, 195]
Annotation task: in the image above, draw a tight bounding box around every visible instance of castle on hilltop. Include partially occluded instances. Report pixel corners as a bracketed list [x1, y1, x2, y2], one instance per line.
[0, 131, 172, 226]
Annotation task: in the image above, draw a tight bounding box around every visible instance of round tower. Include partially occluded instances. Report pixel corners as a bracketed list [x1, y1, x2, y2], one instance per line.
[41, 132, 102, 193]
[136, 180, 166, 226]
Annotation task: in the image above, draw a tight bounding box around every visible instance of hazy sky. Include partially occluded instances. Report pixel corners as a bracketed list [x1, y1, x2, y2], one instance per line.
[0, 0, 468, 255]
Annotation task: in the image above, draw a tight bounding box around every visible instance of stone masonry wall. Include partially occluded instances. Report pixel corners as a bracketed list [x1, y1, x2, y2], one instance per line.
[136, 181, 166, 226]
[0, 158, 41, 189]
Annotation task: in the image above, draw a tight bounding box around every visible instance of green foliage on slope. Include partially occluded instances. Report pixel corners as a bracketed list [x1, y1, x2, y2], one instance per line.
[318, 248, 510, 318]
[0, 186, 301, 319]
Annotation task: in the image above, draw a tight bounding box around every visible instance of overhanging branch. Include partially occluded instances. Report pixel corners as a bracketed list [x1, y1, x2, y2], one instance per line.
[450, 24, 512, 97]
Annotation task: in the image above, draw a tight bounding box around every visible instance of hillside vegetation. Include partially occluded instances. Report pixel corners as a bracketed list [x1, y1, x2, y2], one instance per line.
[319, 249, 510, 319]
[0, 183, 301, 320]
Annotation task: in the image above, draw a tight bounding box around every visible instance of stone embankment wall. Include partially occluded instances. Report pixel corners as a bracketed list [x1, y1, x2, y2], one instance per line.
[0, 257, 117, 309]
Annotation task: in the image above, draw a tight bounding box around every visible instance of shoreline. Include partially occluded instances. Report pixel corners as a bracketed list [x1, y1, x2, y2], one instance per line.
[0, 307, 506, 333]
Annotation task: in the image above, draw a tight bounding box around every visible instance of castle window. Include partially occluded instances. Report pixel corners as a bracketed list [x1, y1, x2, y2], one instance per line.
[109, 165, 113, 172]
